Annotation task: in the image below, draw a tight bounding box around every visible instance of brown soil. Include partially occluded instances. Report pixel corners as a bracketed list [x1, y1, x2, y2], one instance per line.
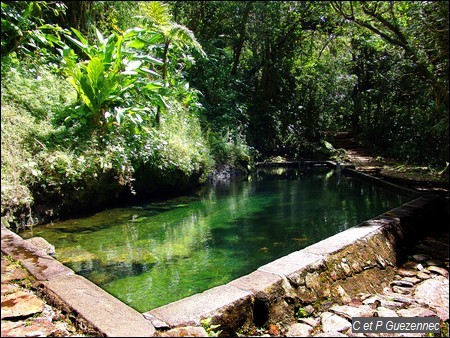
[330, 132, 449, 198]
[2, 135, 448, 337]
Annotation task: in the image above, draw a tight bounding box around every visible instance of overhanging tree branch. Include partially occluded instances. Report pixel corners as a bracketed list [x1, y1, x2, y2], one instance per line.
[331, 1, 448, 109]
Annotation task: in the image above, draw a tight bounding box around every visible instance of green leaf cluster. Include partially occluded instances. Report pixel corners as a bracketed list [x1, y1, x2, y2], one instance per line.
[1, 2, 215, 227]
[1, 1, 66, 57]
[57, 26, 165, 131]
[200, 317, 223, 337]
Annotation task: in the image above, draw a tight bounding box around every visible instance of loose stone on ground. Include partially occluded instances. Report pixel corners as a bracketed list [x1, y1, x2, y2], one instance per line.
[1, 254, 85, 337]
[286, 323, 313, 337]
[1, 137, 448, 337]
[249, 228, 449, 337]
[320, 312, 352, 333]
[1, 291, 45, 319]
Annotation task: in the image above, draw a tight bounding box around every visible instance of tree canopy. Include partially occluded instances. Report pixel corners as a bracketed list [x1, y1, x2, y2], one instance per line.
[1, 1, 448, 226]
[169, 1, 448, 162]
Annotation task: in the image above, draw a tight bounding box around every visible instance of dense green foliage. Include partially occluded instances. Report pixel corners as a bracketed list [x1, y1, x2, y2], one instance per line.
[171, 1, 448, 162]
[1, 1, 448, 228]
[1, 1, 215, 226]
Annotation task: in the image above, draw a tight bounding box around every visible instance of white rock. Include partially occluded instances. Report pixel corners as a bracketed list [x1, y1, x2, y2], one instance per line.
[320, 312, 351, 333]
[286, 323, 313, 337]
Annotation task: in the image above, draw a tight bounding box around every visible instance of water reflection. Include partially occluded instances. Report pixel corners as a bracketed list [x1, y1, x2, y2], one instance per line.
[19, 168, 409, 312]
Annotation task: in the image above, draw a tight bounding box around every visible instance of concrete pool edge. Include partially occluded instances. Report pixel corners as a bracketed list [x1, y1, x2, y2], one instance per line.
[1, 164, 444, 336]
[144, 167, 442, 335]
[1, 224, 157, 337]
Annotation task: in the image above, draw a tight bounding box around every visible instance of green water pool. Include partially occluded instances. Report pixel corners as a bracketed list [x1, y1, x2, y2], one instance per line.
[19, 167, 410, 312]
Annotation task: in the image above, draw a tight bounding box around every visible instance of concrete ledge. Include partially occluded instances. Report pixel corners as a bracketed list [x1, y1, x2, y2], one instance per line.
[228, 270, 297, 325]
[1, 226, 74, 281]
[343, 168, 421, 198]
[37, 275, 156, 337]
[255, 160, 334, 168]
[301, 222, 382, 256]
[1, 225, 156, 337]
[145, 285, 254, 335]
[257, 251, 325, 279]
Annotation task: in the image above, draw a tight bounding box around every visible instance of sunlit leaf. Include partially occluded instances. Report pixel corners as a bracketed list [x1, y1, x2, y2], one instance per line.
[70, 27, 88, 46]
[65, 34, 88, 51]
[121, 70, 138, 75]
[144, 82, 163, 91]
[103, 33, 117, 64]
[125, 39, 146, 49]
[114, 107, 126, 125]
[123, 27, 146, 39]
[95, 27, 104, 46]
[138, 67, 161, 77]
[133, 54, 163, 65]
[125, 60, 142, 71]
[86, 57, 105, 90]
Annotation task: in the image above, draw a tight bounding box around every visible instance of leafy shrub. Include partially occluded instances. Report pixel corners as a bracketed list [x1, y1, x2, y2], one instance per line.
[1, 103, 37, 226]
[156, 105, 213, 177]
[207, 129, 251, 168]
[1, 55, 77, 227]
[1, 53, 76, 120]
[1, 10, 230, 227]
[1, 1, 66, 57]
[57, 26, 166, 132]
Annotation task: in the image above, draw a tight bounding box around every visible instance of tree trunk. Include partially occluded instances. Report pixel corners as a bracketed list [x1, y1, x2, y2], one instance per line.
[231, 2, 253, 76]
[62, 1, 92, 33]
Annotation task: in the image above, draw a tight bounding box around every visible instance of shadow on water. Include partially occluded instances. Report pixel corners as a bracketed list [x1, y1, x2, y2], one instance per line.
[19, 167, 411, 312]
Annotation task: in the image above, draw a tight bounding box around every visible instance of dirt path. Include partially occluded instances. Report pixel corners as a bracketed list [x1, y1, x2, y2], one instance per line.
[1, 135, 448, 337]
[331, 132, 449, 197]
[245, 132, 449, 337]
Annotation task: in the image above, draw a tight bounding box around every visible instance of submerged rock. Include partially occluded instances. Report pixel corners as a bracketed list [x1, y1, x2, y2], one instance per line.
[57, 246, 97, 264]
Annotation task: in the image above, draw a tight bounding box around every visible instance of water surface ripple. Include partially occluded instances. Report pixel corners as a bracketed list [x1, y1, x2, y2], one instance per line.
[20, 168, 410, 312]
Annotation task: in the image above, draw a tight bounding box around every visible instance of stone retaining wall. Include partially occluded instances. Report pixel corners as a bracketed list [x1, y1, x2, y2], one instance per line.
[1, 225, 157, 337]
[2, 165, 445, 337]
[145, 171, 443, 336]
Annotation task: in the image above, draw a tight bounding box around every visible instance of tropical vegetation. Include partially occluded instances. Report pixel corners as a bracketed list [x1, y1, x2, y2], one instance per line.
[1, 1, 448, 229]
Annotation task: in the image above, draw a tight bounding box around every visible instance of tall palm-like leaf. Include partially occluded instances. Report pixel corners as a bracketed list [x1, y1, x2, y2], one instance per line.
[137, 1, 206, 81]
[160, 23, 206, 80]
[135, 2, 206, 126]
